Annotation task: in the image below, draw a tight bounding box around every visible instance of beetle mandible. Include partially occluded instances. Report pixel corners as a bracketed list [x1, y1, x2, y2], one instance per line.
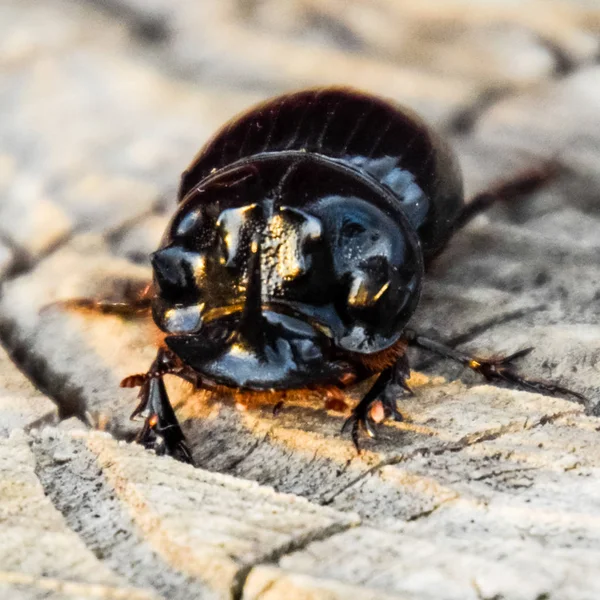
[63, 88, 585, 462]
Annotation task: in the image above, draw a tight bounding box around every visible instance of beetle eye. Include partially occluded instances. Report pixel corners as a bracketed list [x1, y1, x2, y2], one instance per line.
[340, 220, 366, 238]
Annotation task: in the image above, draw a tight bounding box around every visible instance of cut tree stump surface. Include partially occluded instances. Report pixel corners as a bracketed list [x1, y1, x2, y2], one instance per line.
[1, 1, 599, 598]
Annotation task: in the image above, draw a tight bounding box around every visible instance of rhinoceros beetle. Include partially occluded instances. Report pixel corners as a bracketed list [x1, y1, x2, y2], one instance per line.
[64, 88, 585, 462]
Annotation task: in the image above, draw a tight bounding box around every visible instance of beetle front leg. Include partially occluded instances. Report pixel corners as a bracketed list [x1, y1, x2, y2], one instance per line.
[342, 354, 413, 451]
[404, 329, 587, 405]
[126, 348, 194, 464]
[135, 376, 193, 464]
[45, 282, 153, 318]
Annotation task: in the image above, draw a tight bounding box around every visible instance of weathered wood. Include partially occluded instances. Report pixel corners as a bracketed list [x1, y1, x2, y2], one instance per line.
[0, 432, 156, 599]
[1, 0, 600, 598]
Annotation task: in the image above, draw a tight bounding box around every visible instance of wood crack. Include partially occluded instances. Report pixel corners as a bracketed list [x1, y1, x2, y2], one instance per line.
[30, 434, 208, 600]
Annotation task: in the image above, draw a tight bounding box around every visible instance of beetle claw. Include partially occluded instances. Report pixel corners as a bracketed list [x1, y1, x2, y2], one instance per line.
[363, 416, 377, 438]
[138, 410, 194, 465]
[386, 402, 405, 422]
[341, 414, 366, 453]
[494, 346, 535, 366]
[342, 404, 386, 453]
[340, 414, 354, 436]
[341, 365, 409, 452]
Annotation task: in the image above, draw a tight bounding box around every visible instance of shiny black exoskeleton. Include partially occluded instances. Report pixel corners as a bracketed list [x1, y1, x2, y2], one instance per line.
[155, 90, 462, 386]
[66, 89, 585, 462]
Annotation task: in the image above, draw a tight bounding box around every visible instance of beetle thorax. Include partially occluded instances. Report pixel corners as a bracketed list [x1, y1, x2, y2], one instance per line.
[213, 196, 322, 302]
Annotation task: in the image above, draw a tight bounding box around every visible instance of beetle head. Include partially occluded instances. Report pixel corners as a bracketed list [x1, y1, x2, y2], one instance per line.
[157, 234, 347, 388]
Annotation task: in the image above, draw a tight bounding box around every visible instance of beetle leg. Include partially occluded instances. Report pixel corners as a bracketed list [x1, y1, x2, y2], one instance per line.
[43, 282, 153, 318]
[122, 349, 183, 393]
[404, 329, 587, 405]
[129, 348, 194, 464]
[342, 355, 412, 451]
[125, 347, 182, 415]
[53, 298, 152, 317]
[456, 162, 559, 229]
[342, 369, 391, 450]
[384, 352, 414, 420]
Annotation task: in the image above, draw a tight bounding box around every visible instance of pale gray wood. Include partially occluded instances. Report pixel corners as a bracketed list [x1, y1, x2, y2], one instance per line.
[1, 0, 599, 598]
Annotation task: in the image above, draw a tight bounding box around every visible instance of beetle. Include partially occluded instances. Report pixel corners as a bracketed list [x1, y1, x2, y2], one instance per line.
[62, 88, 585, 463]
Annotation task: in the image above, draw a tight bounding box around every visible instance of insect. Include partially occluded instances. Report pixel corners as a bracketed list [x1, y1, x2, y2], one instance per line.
[62, 88, 584, 463]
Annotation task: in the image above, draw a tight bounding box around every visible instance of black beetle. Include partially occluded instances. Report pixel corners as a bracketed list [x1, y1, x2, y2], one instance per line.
[63, 88, 584, 462]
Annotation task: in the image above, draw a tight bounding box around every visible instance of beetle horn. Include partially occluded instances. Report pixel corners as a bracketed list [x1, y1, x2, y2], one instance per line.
[231, 233, 269, 355]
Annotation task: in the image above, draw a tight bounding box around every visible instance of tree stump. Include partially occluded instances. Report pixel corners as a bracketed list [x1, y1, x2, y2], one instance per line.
[1, 1, 599, 598]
